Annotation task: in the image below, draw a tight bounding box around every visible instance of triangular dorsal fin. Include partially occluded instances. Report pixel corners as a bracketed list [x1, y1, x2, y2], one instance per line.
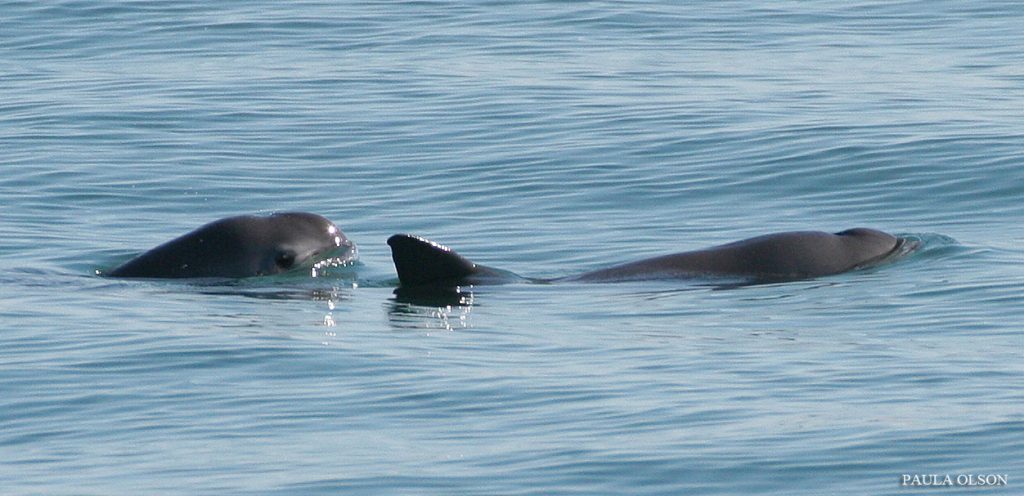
[387, 234, 479, 286]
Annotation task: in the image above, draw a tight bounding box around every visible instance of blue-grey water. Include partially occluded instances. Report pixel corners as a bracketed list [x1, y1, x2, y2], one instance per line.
[2, 1, 1023, 494]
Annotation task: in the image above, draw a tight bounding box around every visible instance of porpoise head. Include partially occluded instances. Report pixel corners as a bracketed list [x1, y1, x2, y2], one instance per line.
[108, 212, 356, 279]
[833, 227, 901, 265]
[254, 212, 356, 276]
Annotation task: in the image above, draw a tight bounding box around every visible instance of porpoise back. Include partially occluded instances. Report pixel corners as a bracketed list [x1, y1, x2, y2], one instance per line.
[573, 228, 899, 282]
[387, 228, 902, 287]
[387, 234, 522, 286]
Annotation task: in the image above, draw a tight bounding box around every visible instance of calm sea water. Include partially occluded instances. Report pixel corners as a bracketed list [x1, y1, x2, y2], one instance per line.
[2, 1, 1023, 494]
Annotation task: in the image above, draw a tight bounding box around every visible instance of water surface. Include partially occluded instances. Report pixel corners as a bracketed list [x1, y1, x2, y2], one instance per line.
[2, 1, 1023, 494]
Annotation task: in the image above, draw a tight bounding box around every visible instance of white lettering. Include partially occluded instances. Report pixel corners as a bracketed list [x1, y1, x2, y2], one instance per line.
[899, 473, 1008, 487]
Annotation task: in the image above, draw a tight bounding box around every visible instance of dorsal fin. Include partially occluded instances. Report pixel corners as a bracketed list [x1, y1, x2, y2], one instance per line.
[387, 234, 480, 286]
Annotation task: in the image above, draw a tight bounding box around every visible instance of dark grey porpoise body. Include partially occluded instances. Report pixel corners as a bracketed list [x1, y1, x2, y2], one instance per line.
[387, 228, 902, 287]
[108, 212, 353, 279]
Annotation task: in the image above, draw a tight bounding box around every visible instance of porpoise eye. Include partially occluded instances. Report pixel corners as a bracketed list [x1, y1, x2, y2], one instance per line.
[275, 251, 297, 270]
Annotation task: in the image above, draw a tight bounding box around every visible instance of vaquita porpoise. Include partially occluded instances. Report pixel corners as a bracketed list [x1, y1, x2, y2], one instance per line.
[108, 212, 355, 279]
[387, 228, 906, 287]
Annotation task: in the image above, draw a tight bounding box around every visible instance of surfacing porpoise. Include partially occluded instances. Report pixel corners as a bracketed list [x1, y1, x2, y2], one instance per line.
[108, 212, 355, 279]
[387, 228, 905, 287]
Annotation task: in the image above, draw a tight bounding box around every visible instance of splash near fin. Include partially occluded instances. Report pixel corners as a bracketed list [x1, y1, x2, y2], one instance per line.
[387, 234, 481, 286]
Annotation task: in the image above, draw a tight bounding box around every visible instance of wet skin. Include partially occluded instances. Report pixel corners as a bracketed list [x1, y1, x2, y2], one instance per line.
[108, 212, 354, 279]
[387, 228, 902, 287]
